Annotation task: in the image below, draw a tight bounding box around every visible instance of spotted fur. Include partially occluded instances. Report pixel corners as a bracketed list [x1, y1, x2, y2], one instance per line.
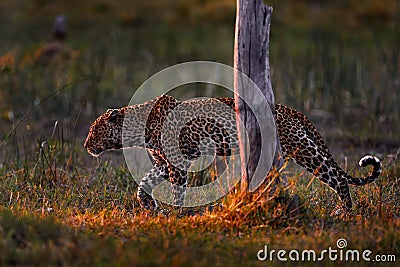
[84, 95, 381, 213]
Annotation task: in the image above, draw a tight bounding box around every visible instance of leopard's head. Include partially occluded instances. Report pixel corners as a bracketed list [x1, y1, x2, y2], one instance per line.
[84, 108, 124, 157]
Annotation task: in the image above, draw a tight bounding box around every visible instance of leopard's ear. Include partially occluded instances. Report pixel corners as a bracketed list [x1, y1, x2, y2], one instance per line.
[106, 108, 117, 113]
[106, 109, 119, 123]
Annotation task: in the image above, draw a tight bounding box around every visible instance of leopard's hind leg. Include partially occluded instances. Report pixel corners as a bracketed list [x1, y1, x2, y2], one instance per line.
[290, 151, 353, 213]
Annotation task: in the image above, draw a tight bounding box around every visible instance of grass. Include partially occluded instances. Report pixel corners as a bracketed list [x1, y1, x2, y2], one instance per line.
[0, 0, 399, 266]
[0, 154, 399, 266]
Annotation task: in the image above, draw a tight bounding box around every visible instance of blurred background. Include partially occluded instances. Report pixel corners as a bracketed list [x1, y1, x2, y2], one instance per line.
[0, 0, 399, 166]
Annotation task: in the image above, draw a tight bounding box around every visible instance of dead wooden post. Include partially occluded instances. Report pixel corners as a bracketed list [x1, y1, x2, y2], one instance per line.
[234, 0, 284, 192]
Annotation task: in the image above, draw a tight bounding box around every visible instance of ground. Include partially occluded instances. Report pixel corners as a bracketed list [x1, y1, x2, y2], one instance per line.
[0, 0, 399, 266]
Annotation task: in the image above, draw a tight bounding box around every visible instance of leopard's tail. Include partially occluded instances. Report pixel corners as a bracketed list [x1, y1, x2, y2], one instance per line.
[346, 155, 382, 186]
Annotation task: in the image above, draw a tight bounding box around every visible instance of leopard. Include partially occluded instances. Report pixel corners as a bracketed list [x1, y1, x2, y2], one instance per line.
[84, 95, 381, 214]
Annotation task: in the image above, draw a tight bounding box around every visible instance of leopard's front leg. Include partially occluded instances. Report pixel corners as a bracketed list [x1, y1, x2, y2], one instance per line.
[168, 164, 189, 207]
[137, 164, 169, 210]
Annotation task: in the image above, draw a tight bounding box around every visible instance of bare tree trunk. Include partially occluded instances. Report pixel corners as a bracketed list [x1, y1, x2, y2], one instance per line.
[234, 0, 284, 192]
